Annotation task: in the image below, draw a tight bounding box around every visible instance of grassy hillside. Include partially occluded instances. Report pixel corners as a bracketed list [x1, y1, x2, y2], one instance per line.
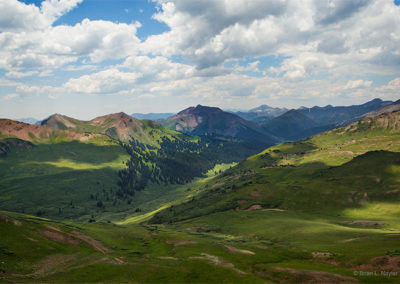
[41, 112, 183, 146]
[0, 118, 266, 221]
[0, 136, 132, 220]
[0, 211, 268, 283]
[135, 110, 400, 282]
[151, 110, 400, 222]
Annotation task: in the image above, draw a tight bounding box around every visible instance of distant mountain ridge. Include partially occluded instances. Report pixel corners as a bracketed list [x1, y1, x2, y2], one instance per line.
[14, 117, 41, 125]
[261, 98, 394, 141]
[131, 113, 175, 120]
[260, 109, 331, 141]
[158, 104, 277, 144]
[231, 104, 288, 123]
[4, 98, 396, 145]
[297, 98, 393, 125]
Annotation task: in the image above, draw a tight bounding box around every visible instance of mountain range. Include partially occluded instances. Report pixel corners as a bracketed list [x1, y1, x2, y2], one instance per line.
[260, 98, 395, 141]
[12, 99, 395, 145]
[155, 98, 396, 143]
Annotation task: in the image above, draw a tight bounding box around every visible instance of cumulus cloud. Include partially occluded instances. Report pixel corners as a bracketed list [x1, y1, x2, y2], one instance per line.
[380, 77, 400, 91]
[144, 0, 400, 77]
[0, 0, 141, 72]
[1, 0, 400, 115]
[0, 0, 82, 31]
[121, 55, 194, 82]
[40, 0, 83, 25]
[344, 80, 373, 89]
[64, 68, 142, 94]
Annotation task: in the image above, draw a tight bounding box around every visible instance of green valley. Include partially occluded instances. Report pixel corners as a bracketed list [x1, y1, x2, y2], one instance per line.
[1, 109, 400, 283]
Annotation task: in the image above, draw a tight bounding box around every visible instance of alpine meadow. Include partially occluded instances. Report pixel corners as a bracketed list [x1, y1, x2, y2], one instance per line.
[1, 0, 400, 283]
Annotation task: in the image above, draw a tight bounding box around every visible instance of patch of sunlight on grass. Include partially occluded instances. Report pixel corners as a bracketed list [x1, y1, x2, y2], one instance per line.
[342, 203, 400, 221]
[206, 162, 237, 177]
[24, 157, 127, 170]
[117, 204, 172, 225]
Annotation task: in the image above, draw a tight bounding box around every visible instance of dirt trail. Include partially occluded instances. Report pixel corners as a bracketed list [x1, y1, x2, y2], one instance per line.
[158, 256, 178, 260]
[38, 230, 80, 245]
[39, 224, 111, 254]
[43, 224, 63, 233]
[245, 205, 262, 211]
[224, 244, 255, 255]
[190, 253, 247, 275]
[70, 230, 110, 254]
[166, 240, 198, 247]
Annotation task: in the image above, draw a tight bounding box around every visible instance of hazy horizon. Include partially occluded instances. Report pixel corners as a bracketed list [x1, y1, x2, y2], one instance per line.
[1, 97, 393, 121]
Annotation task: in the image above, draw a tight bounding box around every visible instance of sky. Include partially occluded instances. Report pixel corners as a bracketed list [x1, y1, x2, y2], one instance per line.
[0, 0, 399, 120]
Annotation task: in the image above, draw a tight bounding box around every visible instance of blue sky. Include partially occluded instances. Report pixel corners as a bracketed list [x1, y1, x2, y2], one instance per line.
[0, 0, 399, 120]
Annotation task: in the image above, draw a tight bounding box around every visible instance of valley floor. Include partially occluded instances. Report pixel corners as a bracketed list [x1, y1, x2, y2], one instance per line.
[2, 199, 400, 283]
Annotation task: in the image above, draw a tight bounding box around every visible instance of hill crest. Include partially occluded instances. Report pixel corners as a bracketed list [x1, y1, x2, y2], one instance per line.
[41, 112, 177, 145]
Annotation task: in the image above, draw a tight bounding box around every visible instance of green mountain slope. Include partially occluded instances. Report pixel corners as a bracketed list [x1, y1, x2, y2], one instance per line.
[41, 112, 181, 145]
[0, 135, 131, 219]
[138, 110, 400, 282]
[0, 114, 269, 221]
[0, 114, 191, 220]
[150, 110, 400, 222]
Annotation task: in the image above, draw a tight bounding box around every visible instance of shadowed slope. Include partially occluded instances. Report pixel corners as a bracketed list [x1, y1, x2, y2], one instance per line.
[158, 105, 277, 144]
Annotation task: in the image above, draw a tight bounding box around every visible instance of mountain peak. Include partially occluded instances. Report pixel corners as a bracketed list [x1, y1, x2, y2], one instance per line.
[368, 98, 382, 103]
[41, 113, 79, 129]
[178, 105, 222, 115]
[159, 105, 275, 143]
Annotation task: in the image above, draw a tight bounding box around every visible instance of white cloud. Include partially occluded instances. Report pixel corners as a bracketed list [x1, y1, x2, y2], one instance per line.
[121, 55, 194, 82]
[144, 0, 400, 78]
[380, 77, 400, 91]
[0, 0, 46, 31]
[40, 0, 83, 25]
[344, 80, 373, 89]
[1, 0, 400, 116]
[5, 70, 38, 78]
[0, 0, 82, 32]
[0, 1, 141, 72]
[64, 68, 142, 94]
